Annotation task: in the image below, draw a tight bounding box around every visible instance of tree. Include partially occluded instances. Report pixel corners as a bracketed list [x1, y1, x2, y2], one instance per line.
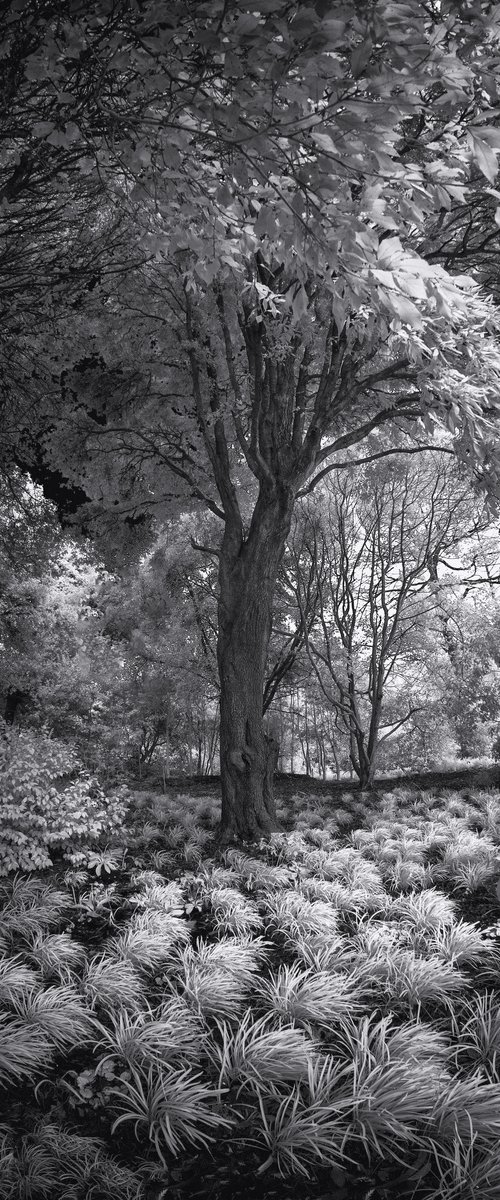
[0, 469, 64, 723]
[6, 2, 500, 840]
[288, 453, 493, 787]
[95, 518, 221, 775]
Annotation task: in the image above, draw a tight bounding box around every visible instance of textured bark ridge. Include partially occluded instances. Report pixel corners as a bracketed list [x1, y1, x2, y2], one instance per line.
[217, 490, 293, 843]
[218, 597, 282, 842]
[219, 718, 280, 843]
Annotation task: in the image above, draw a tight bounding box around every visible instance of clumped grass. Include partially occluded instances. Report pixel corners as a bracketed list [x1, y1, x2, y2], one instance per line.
[387, 887, 457, 931]
[261, 889, 341, 941]
[0, 1120, 144, 1200]
[81, 954, 147, 1013]
[3, 778, 500, 1199]
[205, 885, 264, 937]
[0, 881, 72, 942]
[10, 983, 95, 1052]
[298, 873, 383, 915]
[253, 962, 362, 1029]
[129, 880, 186, 914]
[430, 920, 499, 970]
[210, 1010, 317, 1091]
[25, 932, 87, 981]
[0, 1012, 54, 1086]
[106, 913, 190, 972]
[222, 849, 294, 890]
[452, 991, 500, 1081]
[383, 858, 430, 891]
[192, 935, 269, 984]
[431, 1071, 500, 1142]
[429, 1136, 500, 1200]
[384, 950, 469, 1013]
[109, 1063, 233, 1161]
[94, 999, 205, 1071]
[292, 931, 349, 972]
[171, 937, 268, 1019]
[0, 955, 41, 1005]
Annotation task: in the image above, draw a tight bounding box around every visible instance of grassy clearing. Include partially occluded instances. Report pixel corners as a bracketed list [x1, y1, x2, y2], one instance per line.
[1, 784, 500, 1199]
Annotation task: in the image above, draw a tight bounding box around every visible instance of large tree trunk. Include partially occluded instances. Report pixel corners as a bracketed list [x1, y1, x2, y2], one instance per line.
[217, 490, 293, 842]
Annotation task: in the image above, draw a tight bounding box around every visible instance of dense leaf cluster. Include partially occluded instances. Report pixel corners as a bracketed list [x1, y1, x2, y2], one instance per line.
[0, 722, 130, 874]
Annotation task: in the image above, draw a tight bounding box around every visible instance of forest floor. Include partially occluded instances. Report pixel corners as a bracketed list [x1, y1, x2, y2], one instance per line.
[144, 762, 500, 800]
[2, 779, 500, 1200]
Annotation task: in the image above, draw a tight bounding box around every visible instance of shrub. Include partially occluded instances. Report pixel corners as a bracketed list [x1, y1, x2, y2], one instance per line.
[0, 722, 130, 874]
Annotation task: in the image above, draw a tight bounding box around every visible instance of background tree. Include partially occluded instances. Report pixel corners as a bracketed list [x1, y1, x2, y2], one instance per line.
[288, 453, 493, 787]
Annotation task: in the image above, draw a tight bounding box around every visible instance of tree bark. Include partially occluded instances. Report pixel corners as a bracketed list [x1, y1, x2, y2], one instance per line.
[217, 490, 293, 842]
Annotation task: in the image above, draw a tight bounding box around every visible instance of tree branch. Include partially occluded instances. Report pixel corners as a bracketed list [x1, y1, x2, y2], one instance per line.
[296, 445, 454, 498]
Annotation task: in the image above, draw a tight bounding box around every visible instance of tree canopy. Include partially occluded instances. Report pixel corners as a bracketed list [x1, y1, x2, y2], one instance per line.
[4, 1, 500, 838]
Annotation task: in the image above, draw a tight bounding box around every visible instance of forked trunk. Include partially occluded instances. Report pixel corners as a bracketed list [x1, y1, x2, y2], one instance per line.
[357, 756, 376, 790]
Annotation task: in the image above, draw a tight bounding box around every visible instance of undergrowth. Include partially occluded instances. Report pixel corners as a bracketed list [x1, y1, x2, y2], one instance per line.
[1, 782, 500, 1199]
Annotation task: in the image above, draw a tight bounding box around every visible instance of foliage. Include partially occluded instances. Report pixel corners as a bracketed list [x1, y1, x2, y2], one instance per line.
[94, 998, 205, 1072]
[0, 1012, 54, 1087]
[0, 1119, 143, 1200]
[211, 1011, 317, 1093]
[0, 781, 500, 1195]
[10, 983, 94, 1053]
[0, 721, 130, 874]
[109, 1063, 233, 1162]
[253, 962, 360, 1029]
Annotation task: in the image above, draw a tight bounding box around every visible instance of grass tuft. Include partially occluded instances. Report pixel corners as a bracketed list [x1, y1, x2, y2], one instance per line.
[210, 1009, 317, 1091]
[254, 961, 362, 1028]
[109, 1063, 233, 1161]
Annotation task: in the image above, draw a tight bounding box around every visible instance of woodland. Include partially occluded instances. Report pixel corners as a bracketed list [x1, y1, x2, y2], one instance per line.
[5, 2, 500, 1198]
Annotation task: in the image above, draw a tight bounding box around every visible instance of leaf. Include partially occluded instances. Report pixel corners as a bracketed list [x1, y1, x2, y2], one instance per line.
[372, 268, 396, 288]
[24, 57, 49, 81]
[470, 124, 500, 148]
[242, 0, 278, 9]
[386, 292, 423, 328]
[78, 157, 95, 175]
[46, 125, 81, 149]
[254, 207, 279, 237]
[233, 13, 262, 36]
[397, 271, 428, 301]
[135, 143, 152, 167]
[351, 38, 373, 78]
[377, 236, 404, 265]
[291, 286, 309, 321]
[312, 131, 337, 155]
[33, 121, 56, 138]
[468, 132, 498, 184]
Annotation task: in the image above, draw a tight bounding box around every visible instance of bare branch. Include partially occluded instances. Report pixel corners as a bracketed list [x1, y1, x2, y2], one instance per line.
[296, 445, 454, 497]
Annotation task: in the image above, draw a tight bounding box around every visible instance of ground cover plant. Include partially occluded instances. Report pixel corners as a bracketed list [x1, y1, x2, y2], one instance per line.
[2, 783, 500, 1199]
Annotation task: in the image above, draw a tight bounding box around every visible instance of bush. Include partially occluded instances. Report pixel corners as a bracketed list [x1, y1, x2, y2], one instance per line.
[0, 722, 130, 874]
